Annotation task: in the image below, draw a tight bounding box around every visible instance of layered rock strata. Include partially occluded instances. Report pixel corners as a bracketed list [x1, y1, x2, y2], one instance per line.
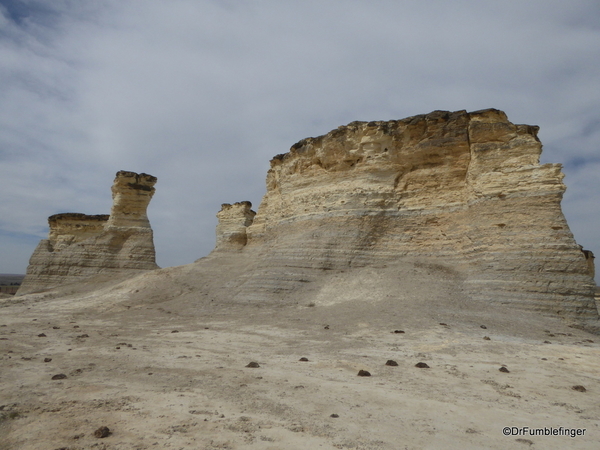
[214, 202, 256, 251]
[17, 171, 159, 295]
[213, 109, 597, 328]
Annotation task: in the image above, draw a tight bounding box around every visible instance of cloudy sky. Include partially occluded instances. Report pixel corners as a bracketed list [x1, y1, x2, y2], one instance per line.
[1, 0, 598, 279]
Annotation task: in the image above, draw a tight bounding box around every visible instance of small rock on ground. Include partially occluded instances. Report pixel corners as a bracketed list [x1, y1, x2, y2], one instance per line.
[94, 426, 110, 438]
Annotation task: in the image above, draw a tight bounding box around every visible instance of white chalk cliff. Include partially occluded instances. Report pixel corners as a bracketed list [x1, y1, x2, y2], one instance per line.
[209, 109, 597, 329]
[17, 171, 159, 294]
[15, 110, 598, 331]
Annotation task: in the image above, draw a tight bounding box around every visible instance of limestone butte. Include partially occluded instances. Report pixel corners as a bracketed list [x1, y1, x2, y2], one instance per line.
[212, 109, 597, 329]
[17, 171, 159, 295]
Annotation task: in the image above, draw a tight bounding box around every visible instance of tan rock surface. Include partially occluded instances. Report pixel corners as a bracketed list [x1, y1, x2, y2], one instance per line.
[1, 265, 599, 449]
[232, 109, 596, 329]
[17, 171, 159, 295]
[215, 201, 256, 251]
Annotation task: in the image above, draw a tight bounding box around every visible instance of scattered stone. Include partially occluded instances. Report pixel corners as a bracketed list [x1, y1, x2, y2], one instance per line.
[465, 428, 477, 434]
[480, 325, 487, 329]
[171, 330, 179, 333]
[73, 433, 84, 440]
[37, 333, 46, 337]
[515, 438, 534, 446]
[583, 339, 594, 343]
[324, 325, 329, 330]
[357, 370, 371, 377]
[93, 426, 111, 438]
[115, 347, 120, 349]
[385, 360, 398, 366]
[499, 367, 510, 373]
[330, 414, 339, 418]
[77, 334, 89, 338]
[572, 385, 586, 392]
[246, 362, 260, 368]
[415, 362, 430, 368]
[543, 340, 551, 344]
[547, 334, 555, 337]
[483, 336, 491, 340]
[44, 358, 52, 362]
[439, 323, 447, 326]
[393, 330, 405, 334]
[541, 358, 547, 361]
[51, 374, 67, 380]
[299, 357, 309, 362]
[52, 326, 60, 329]
[73, 326, 79, 328]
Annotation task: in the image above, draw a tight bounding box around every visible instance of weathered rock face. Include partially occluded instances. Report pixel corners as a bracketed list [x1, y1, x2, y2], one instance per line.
[17, 171, 159, 295]
[214, 202, 256, 251]
[106, 171, 157, 229]
[215, 109, 597, 328]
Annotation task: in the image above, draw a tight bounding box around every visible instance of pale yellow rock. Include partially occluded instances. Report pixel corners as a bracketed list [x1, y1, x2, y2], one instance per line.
[214, 201, 256, 251]
[227, 109, 597, 329]
[17, 171, 159, 295]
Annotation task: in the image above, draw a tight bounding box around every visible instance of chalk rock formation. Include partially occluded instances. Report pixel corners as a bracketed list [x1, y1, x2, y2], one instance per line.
[17, 171, 159, 295]
[215, 202, 256, 251]
[213, 109, 597, 327]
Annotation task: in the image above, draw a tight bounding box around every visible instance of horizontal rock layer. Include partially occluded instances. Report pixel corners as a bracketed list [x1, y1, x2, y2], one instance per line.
[17, 171, 159, 295]
[214, 109, 597, 329]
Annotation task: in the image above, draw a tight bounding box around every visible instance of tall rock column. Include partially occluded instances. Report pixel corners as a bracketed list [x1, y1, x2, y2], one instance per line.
[106, 171, 157, 229]
[17, 171, 159, 295]
[214, 201, 256, 251]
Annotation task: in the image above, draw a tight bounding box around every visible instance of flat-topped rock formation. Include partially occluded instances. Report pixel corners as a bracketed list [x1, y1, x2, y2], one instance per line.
[210, 109, 597, 329]
[17, 171, 159, 295]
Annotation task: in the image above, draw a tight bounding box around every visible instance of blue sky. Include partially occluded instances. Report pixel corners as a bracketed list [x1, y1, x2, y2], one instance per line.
[0, 0, 598, 279]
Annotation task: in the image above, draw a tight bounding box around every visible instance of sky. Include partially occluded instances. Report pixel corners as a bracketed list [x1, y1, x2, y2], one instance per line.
[0, 0, 598, 279]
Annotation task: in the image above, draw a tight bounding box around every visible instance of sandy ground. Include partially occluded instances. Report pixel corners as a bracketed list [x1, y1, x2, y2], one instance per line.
[1, 261, 599, 449]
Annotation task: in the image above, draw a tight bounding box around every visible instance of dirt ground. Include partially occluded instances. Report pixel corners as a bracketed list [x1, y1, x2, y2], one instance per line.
[1, 260, 599, 449]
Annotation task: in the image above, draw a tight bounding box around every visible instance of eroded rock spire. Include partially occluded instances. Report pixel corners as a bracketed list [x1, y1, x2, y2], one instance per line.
[17, 171, 159, 295]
